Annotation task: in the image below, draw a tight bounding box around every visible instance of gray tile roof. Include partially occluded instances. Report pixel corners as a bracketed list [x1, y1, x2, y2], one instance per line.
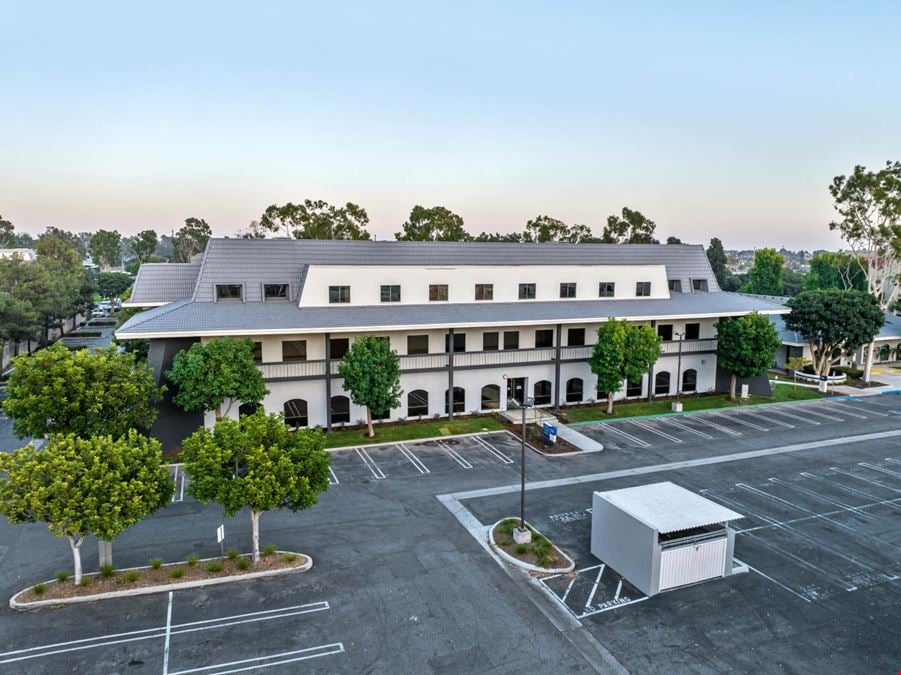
[117, 291, 787, 337]
[128, 263, 201, 306]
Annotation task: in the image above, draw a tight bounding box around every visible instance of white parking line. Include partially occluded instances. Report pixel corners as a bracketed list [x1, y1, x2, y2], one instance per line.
[795, 406, 844, 423]
[710, 411, 767, 431]
[600, 424, 651, 448]
[561, 576, 577, 604]
[739, 409, 795, 428]
[768, 477, 874, 519]
[800, 472, 901, 513]
[583, 564, 606, 613]
[820, 402, 867, 419]
[737, 482, 868, 539]
[169, 643, 345, 675]
[689, 415, 741, 436]
[162, 591, 173, 675]
[627, 419, 682, 443]
[437, 440, 473, 469]
[328, 467, 339, 485]
[472, 435, 514, 464]
[859, 462, 901, 479]
[886, 457, 901, 467]
[746, 563, 812, 603]
[397, 443, 430, 474]
[764, 408, 820, 425]
[613, 579, 623, 601]
[830, 466, 900, 493]
[842, 401, 889, 417]
[355, 447, 386, 480]
[659, 418, 713, 439]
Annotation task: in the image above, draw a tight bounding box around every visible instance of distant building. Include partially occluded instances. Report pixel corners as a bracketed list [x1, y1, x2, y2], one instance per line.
[0, 248, 37, 262]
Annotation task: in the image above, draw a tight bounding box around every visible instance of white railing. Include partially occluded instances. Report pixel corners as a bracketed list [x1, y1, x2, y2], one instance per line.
[257, 360, 327, 379]
[659, 338, 717, 355]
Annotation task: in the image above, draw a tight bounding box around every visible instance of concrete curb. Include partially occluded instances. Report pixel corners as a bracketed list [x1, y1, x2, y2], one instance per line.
[488, 519, 575, 575]
[9, 552, 311, 611]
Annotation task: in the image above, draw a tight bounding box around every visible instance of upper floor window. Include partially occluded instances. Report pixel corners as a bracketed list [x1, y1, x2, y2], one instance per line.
[216, 284, 243, 301]
[684, 322, 700, 340]
[559, 282, 577, 298]
[474, 284, 494, 301]
[329, 337, 349, 359]
[380, 285, 401, 303]
[598, 282, 615, 298]
[429, 284, 449, 302]
[567, 328, 585, 346]
[636, 281, 651, 297]
[535, 329, 554, 348]
[482, 332, 499, 351]
[329, 285, 351, 304]
[503, 331, 519, 350]
[518, 283, 536, 300]
[668, 279, 682, 293]
[407, 334, 429, 355]
[282, 340, 307, 362]
[691, 279, 709, 292]
[657, 324, 673, 341]
[264, 283, 289, 300]
[252, 341, 263, 364]
[445, 332, 466, 353]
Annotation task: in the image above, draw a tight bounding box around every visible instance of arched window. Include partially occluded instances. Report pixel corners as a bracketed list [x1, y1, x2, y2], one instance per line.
[407, 390, 429, 417]
[481, 384, 501, 410]
[534, 380, 552, 406]
[283, 399, 308, 428]
[566, 378, 583, 403]
[682, 369, 697, 393]
[654, 372, 670, 396]
[445, 387, 465, 414]
[878, 344, 891, 361]
[331, 395, 350, 424]
[626, 378, 643, 397]
[239, 402, 259, 418]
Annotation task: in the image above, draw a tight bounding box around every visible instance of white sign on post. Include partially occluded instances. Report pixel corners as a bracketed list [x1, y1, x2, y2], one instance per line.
[216, 525, 225, 543]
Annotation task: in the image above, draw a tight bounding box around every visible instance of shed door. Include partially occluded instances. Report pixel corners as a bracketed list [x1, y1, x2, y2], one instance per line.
[659, 537, 727, 591]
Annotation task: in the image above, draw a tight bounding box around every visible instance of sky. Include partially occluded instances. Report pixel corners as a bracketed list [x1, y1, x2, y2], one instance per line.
[1, 2, 899, 250]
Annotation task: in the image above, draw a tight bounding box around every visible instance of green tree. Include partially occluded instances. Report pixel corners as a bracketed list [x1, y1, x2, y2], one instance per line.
[337, 336, 402, 437]
[131, 229, 159, 263]
[0, 254, 44, 353]
[589, 320, 661, 415]
[472, 231, 524, 243]
[34, 231, 89, 342]
[828, 160, 901, 381]
[706, 237, 729, 288]
[522, 215, 593, 243]
[181, 411, 330, 562]
[89, 230, 123, 270]
[0, 215, 14, 247]
[0, 431, 172, 583]
[39, 227, 86, 258]
[3, 344, 162, 439]
[601, 207, 657, 244]
[167, 338, 268, 419]
[805, 251, 867, 292]
[784, 289, 885, 376]
[395, 205, 470, 241]
[741, 248, 785, 295]
[666, 236, 683, 244]
[716, 313, 781, 400]
[260, 200, 371, 240]
[173, 217, 212, 262]
[96, 271, 134, 300]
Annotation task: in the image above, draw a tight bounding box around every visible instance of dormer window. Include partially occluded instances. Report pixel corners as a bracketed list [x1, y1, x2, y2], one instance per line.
[691, 279, 709, 292]
[668, 279, 682, 293]
[329, 285, 351, 304]
[264, 283, 289, 300]
[216, 284, 243, 301]
[636, 282, 651, 297]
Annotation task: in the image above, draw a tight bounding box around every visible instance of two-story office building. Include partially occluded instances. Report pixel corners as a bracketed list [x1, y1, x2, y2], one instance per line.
[118, 238, 787, 442]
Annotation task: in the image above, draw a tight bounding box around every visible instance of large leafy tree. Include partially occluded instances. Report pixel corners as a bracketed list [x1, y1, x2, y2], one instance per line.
[828, 161, 901, 381]
[804, 251, 867, 292]
[589, 319, 660, 415]
[181, 411, 330, 562]
[89, 229, 123, 270]
[173, 217, 212, 262]
[3, 344, 162, 439]
[96, 271, 133, 300]
[0, 431, 172, 583]
[741, 248, 785, 295]
[706, 237, 729, 288]
[0, 215, 14, 247]
[260, 200, 371, 240]
[785, 289, 885, 376]
[33, 232, 92, 342]
[131, 229, 159, 263]
[338, 336, 402, 437]
[601, 207, 657, 244]
[395, 205, 470, 241]
[472, 231, 524, 243]
[0, 254, 44, 353]
[716, 313, 781, 400]
[522, 215, 593, 243]
[167, 338, 268, 419]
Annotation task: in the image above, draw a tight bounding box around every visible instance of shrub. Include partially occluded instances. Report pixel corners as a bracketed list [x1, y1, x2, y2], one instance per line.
[497, 519, 517, 535]
[515, 544, 528, 555]
[844, 367, 864, 379]
[149, 558, 163, 570]
[282, 553, 299, 563]
[123, 570, 140, 583]
[261, 544, 277, 557]
[99, 564, 115, 578]
[205, 561, 224, 573]
[78, 576, 92, 587]
[32, 583, 47, 595]
[169, 567, 185, 579]
[235, 557, 250, 571]
[55, 570, 70, 583]
[226, 548, 239, 560]
[186, 553, 198, 567]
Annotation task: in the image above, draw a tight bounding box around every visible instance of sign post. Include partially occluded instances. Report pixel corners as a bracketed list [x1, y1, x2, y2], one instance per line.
[216, 524, 225, 558]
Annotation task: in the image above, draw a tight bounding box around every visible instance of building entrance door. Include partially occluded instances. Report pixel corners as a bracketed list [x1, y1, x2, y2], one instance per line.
[506, 377, 526, 406]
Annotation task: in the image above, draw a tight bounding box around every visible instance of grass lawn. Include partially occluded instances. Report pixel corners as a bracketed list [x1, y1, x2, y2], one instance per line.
[565, 383, 822, 424]
[323, 416, 505, 449]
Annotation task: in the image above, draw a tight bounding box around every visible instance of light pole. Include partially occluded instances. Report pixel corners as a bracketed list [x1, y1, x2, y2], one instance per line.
[503, 375, 533, 543]
[672, 330, 684, 412]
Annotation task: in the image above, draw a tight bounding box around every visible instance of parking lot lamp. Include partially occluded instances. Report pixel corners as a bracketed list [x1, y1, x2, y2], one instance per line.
[673, 330, 684, 412]
[515, 396, 534, 543]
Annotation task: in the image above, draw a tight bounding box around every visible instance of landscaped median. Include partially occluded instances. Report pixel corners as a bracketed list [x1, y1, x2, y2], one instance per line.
[323, 415, 504, 449]
[489, 518, 574, 574]
[10, 548, 310, 610]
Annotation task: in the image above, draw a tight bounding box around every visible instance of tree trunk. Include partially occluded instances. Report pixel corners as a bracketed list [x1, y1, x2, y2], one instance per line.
[606, 395, 614, 415]
[730, 374, 737, 401]
[250, 510, 261, 564]
[863, 340, 875, 383]
[68, 535, 84, 585]
[366, 407, 374, 438]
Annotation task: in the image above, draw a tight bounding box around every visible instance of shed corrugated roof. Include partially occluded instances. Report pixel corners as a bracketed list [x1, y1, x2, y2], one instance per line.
[596, 482, 743, 534]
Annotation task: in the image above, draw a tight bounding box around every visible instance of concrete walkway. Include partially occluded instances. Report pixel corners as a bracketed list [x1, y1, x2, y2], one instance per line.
[555, 423, 604, 452]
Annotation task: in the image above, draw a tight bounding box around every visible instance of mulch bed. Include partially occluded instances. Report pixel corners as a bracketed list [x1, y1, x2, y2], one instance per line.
[501, 420, 580, 454]
[491, 520, 568, 570]
[19, 552, 308, 603]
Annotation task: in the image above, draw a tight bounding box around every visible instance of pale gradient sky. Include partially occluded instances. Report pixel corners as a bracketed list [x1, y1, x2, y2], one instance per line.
[1, 2, 899, 249]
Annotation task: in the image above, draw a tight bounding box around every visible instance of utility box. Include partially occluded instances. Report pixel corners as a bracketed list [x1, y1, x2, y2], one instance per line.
[590, 482, 743, 597]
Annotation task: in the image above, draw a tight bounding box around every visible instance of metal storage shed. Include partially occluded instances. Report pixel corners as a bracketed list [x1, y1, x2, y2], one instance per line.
[590, 481, 744, 597]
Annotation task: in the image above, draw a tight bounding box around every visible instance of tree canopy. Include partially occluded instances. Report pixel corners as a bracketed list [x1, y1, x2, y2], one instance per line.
[785, 289, 885, 376]
[167, 338, 268, 418]
[173, 218, 212, 262]
[601, 207, 657, 244]
[337, 336, 402, 437]
[741, 248, 785, 295]
[0, 431, 172, 583]
[395, 205, 469, 241]
[3, 343, 163, 439]
[716, 313, 781, 399]
[89, 229, 123, 270]
[589, 319, 660, 414]
[522, 215, 593, 243]
[0, 215, 14, 247]
[181, 410, 330, 562]
[706, 238, 729, 288]
[260, 200, 371, 240]
[804, 251, 867, 292]
[96, 271, 133, 300]
[131, 229, 159, 263]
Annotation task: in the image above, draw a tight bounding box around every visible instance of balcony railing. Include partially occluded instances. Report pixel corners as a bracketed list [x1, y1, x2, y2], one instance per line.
[257, 339, 717, 380]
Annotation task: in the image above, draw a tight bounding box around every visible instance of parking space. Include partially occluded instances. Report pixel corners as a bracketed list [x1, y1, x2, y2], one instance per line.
[540, 563, 648, 619]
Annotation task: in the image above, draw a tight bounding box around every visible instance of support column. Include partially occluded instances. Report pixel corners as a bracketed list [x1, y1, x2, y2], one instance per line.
[324, 333, 332, 432]
[447, 328, 455, 421]
[554, 323, 562, 411]
[647, 320, 657, 402]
